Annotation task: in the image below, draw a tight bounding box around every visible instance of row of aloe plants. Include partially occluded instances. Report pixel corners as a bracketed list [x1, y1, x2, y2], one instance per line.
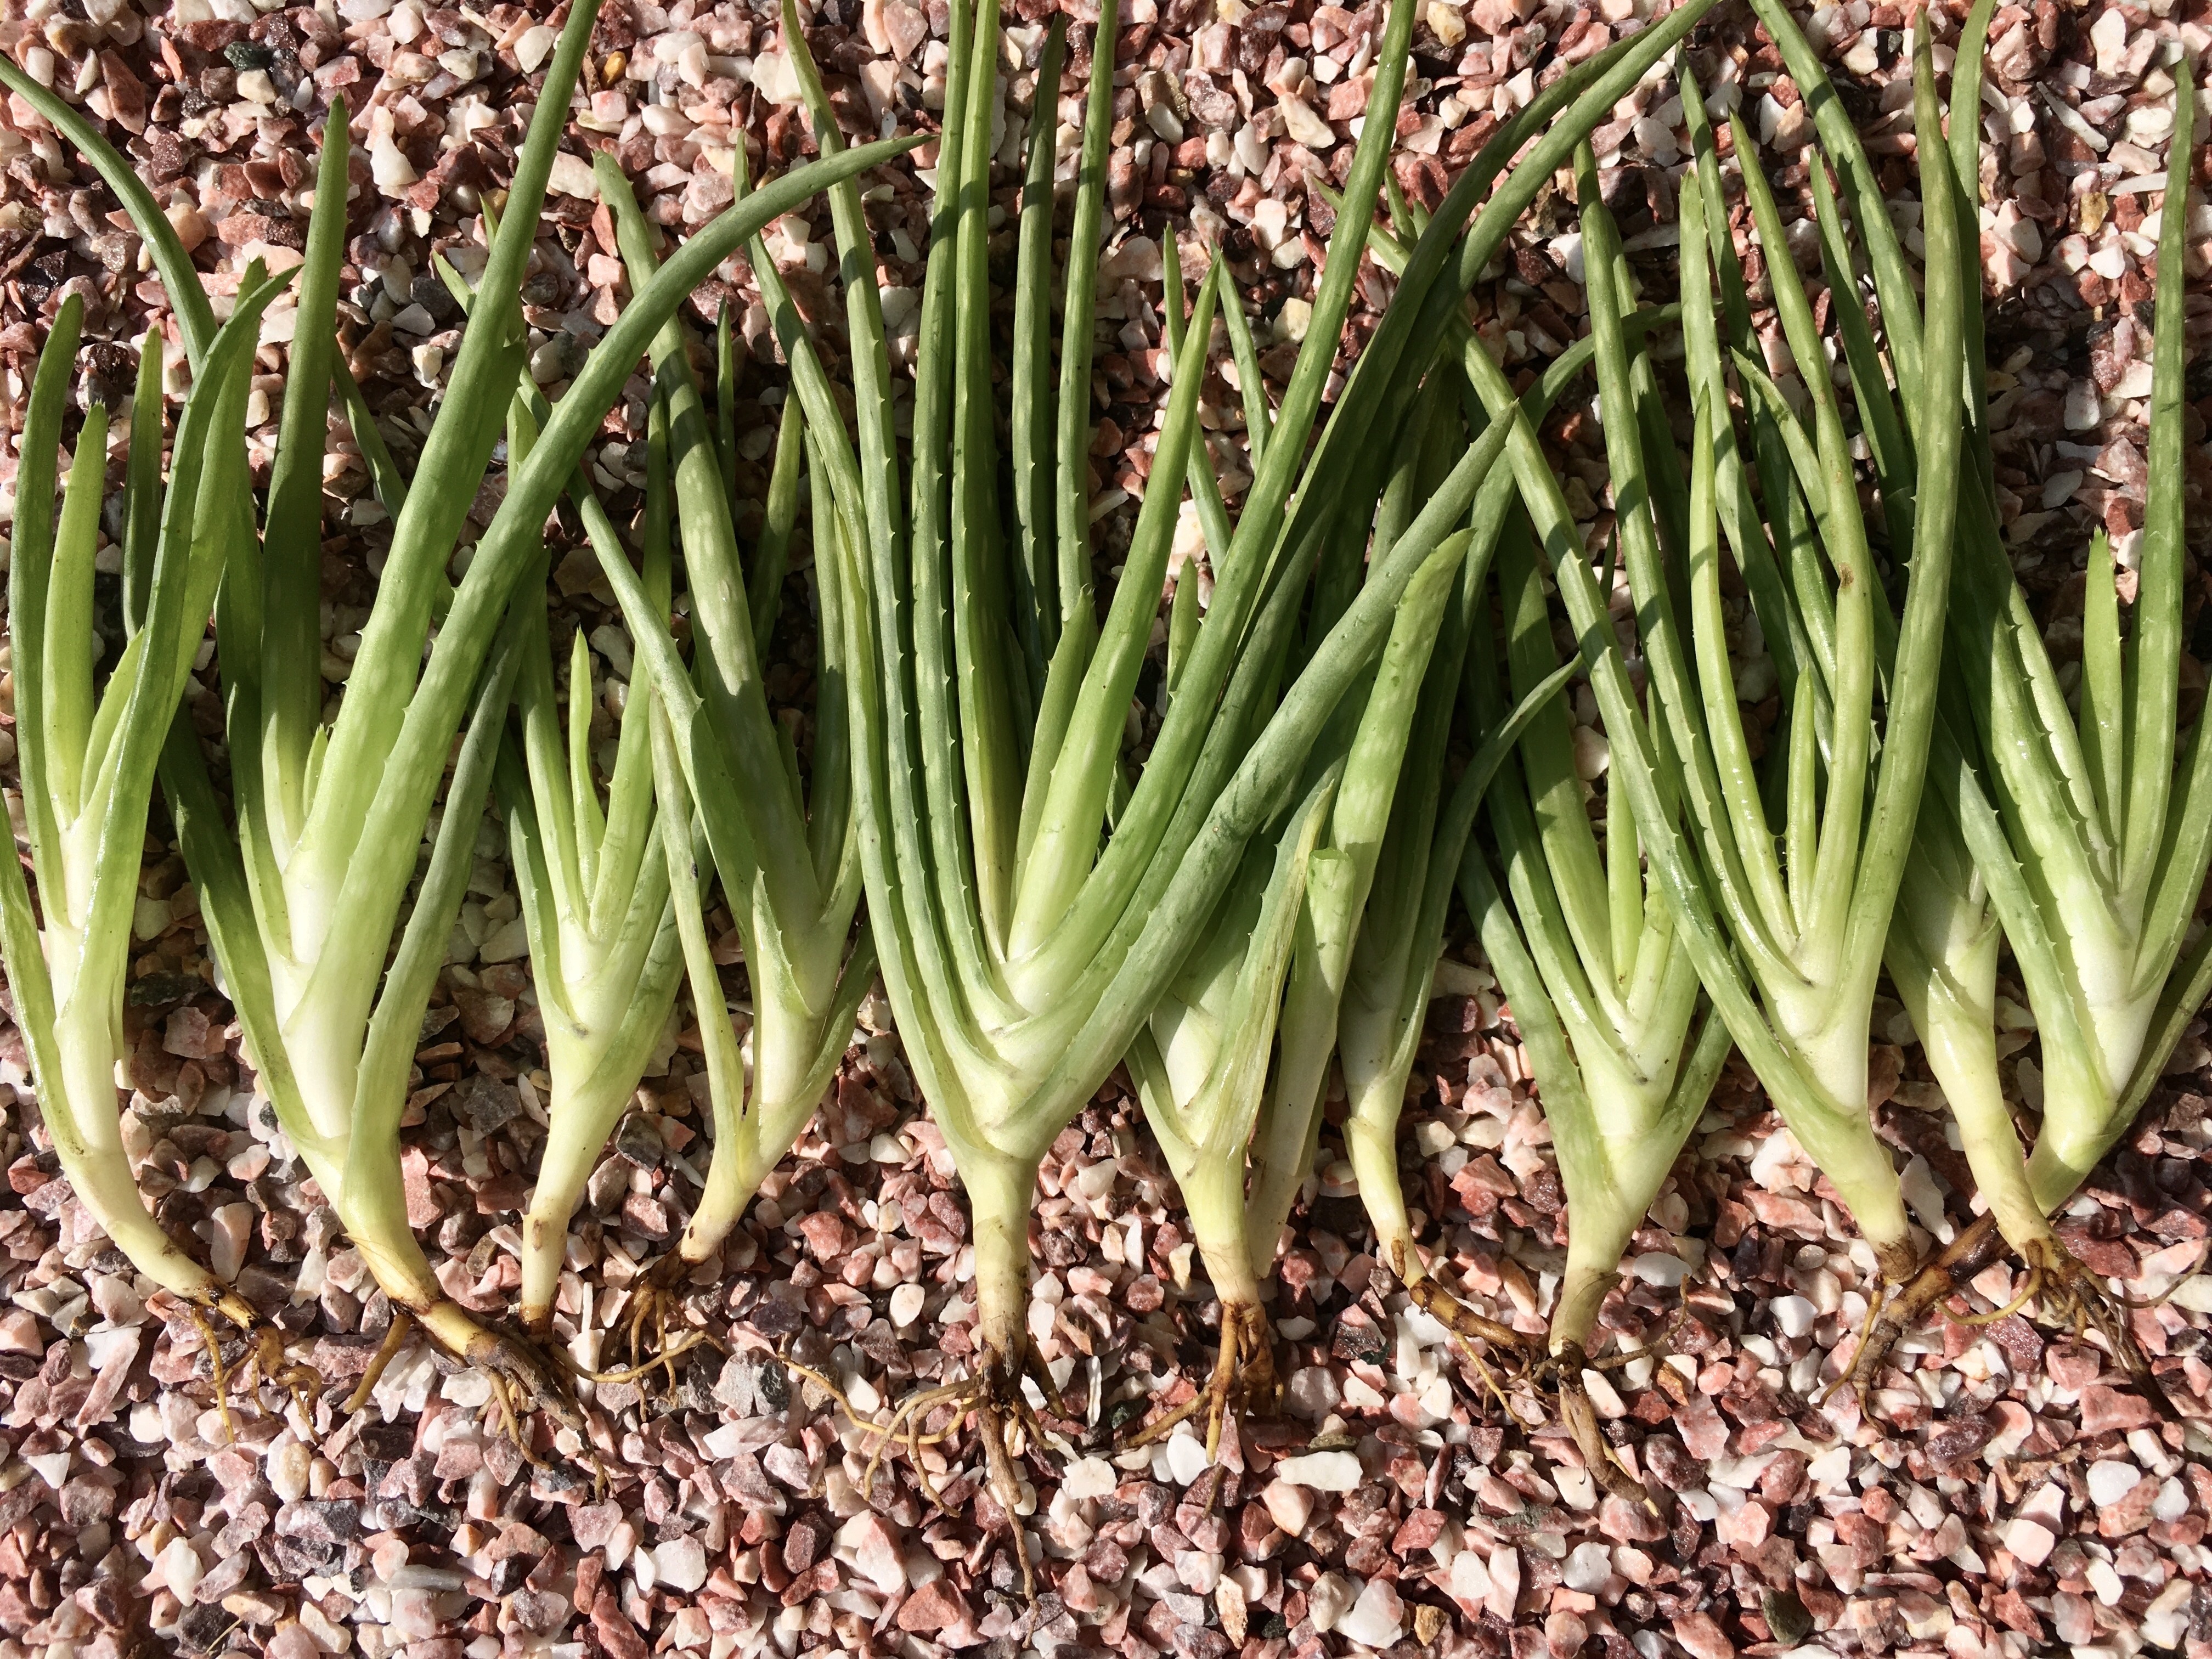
[0, 0, 2198, 1530]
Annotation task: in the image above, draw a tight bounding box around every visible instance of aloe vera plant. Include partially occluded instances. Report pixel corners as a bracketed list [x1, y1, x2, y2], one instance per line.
[582, 152, 877, 1347]
[4, 8, 918, 1417]
[0, 292, 274, 1329]
[1883, 39, 2209, 1368]
[1459, 506, 1734, 1485]
[1235, 0, 1722, 1314]
[1124, 783, 1335, 1454]
[1449, 14, 1963, 1333]
[1288, 182, 1694, 1323]
[1295, 189, 1730, 1480]
[753, 0, 1576, 1560]
[405, 217, 695, 1345]
[500, 450, 687, 1339]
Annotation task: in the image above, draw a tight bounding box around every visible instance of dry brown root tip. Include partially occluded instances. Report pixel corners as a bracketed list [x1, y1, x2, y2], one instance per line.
[213, 1290, 259, 1330]
[1815, 1228, 1991, 1409]
[1120, 1302, 1278, 1459]
[1406, 1277, 1544, 1419]
[1843, 1221, 2197, 1425]
[470, 1325, 585, 1439]
[1555, 1347, 1662, 1516]
[974, 1358, 1040, 1605]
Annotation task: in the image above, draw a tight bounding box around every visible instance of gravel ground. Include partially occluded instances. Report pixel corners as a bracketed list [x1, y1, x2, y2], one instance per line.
[3, 0, 2212, 1656]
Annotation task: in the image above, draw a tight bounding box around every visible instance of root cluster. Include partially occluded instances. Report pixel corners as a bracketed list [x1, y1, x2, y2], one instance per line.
[1826, 1217, 2196, 1425]
[784, 1341, 1069, 1600]
[1120, 1301, 1279, 1462]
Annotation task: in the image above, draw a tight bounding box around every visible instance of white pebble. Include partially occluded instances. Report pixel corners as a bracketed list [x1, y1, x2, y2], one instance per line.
[1448, 1549, 1491, 1606]
[2144, 1578, 2196, 1647]
[654, 1536, 707, 1593]
[270, 1438, 313, 1504]
[1770, 1295, 1818, 1339]
[1562, 1541, 1612, 1594]
[1273, 1450, 1362, 1492]
[1629, 1252, 1688, 1288]
[2064, 380, 2103, 431]
[751, 50, 802, 105]
[2086, 1460, 2141, 1508]
[1062, 1457, 1116, 1502]
[1262, 1479, 1313, 1537]
[1338, 1578, 1406, 1649]
[1307, 1572, 1356, 1634]
[888, 1283, 926, 1327]
[2086, 1557, 2124, 1606]
[1284, 1365, 1340, 1419]
[1164, 1431, 1210, 1485]
[160, 1538, 205, 1602]
[370, 133, 417, 193]
[513, 25, 556, 72]
[25, 1452, 69, 1489]
[547, 152, 598, 200]
[1278, 94, 1336, 150]
[1175, 1549, 1222, 1594]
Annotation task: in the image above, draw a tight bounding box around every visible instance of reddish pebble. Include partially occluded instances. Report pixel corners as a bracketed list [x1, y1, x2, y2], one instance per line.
[895, 1581, 969, 1634]
[795, 1210, 854, 1261]
[2079, 1385, 2157, 1436]
[1674, 1609, 1736, 1659]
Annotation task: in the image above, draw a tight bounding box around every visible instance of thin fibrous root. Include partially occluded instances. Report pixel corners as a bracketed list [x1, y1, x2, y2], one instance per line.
[1824, 1217, 2002, 1406]
[2019, 1239, 2196, 1426]
[189, 1306, 239, 1444]
[343, 1310, 417, 1415]
[1836, 1220, 2197, 1425]
[1121, 1301, 1279, 1461]
[780, 1342, 1046, 1594]
[1405, 1276, 1543, 1420]
[1941, 1261, 2043, 1328]
[190, 1301, 328, 1438]
[1814, 1276, 1896, 1409]
[485, 1368, 552, 1469]
[2112, 1239, 2212, 1311]
[452, 1319, 584, 1440]
[1581, 1295, 1697, 1376]
[562, 1329, 721, 1390]
[613, 1251, 709, 1392]
[352, 1307, 582, 1448]
[778, 1350, 969, 1507]
[1554, 1344, 1663, 1516]
[244, 1326, 325, 1422]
